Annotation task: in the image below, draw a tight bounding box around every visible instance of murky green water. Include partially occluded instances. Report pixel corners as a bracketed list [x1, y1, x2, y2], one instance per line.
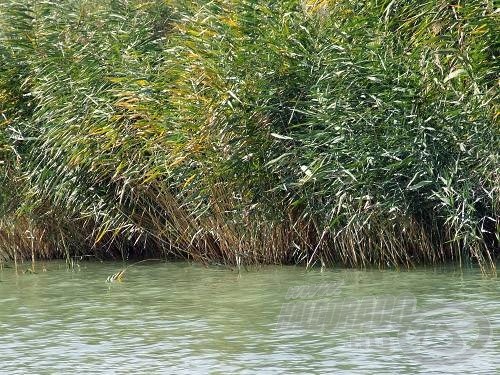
[0, 261, 499, 374]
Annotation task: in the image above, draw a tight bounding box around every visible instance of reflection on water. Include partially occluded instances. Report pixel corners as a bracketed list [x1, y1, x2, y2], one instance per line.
[0, 261, 499, 374]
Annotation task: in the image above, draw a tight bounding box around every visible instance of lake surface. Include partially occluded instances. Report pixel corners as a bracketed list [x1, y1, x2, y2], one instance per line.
[0, 261, 499, 374]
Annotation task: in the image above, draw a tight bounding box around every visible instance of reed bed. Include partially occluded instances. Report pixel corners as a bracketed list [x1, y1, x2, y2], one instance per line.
[0, 0, 498, 269]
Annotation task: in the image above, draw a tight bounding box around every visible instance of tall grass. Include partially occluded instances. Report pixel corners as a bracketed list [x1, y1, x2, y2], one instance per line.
[0, 0, 498, 268]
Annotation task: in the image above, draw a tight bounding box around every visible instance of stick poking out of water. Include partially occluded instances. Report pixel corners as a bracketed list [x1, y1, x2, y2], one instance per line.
[106, 259, 161, 283]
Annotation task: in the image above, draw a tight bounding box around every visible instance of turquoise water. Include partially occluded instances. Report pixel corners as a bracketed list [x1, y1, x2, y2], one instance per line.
[0, 261, 499, 374]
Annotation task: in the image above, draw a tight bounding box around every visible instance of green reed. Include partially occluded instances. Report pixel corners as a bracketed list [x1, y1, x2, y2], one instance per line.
[0, 0, 498, 269]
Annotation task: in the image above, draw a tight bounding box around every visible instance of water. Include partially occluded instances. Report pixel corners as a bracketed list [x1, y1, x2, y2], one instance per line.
[0, 261, 499, 374]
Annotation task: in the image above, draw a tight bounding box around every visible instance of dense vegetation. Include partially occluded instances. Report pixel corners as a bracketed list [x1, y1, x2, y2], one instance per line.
[0, 0, 498, 269]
